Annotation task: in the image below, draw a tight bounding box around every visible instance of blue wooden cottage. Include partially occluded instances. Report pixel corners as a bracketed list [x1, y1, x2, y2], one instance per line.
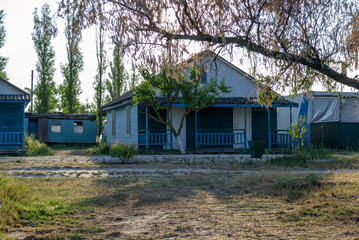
[102, 51, 298, 152]
[25, 113, 97, 144]
[0, 78, 30, 153]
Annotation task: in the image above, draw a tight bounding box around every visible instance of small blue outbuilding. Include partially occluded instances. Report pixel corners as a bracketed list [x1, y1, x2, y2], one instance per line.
[25, 113, 97, 144]
[0, 78, 30, 153]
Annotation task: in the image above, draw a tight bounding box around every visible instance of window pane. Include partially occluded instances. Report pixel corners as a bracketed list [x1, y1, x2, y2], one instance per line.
[74, 121, 83, 134]
[51, 121, 61, 133]
[112, 109, 116, 136]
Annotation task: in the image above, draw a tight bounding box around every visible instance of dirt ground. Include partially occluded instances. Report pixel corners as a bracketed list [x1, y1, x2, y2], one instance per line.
[2, 153, 359, 239]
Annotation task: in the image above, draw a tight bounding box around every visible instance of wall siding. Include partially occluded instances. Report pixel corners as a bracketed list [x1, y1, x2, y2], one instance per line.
[106, 104, 138, 147]
[171, 107, 187, 150]
[0, 81, 24, 95]
[233, 107, 252, 149]
[47, 119, 96, 143]
[204, 57, 258, 98]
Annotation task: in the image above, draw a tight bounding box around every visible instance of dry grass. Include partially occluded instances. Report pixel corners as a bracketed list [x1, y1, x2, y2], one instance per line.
[1, 171, 359, 239]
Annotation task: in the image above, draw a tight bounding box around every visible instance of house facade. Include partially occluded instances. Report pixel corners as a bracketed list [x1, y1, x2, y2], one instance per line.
[278, 91, 359, 149]
[25, 113, 97, 144]
[0, 78, 30, 153]
[103, 52, 297, 151]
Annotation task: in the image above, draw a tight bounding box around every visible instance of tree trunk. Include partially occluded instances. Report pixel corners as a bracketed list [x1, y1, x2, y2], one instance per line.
[175, 136, 185, 154]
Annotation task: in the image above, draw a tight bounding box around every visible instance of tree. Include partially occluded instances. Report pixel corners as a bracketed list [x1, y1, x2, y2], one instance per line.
[106, 17, 128, 101]
[32, 4, 57, 113]
[133, 64, 231, 154]
[93, 23, 107, 135]
[59, 0, 83, 113]
[0, 10, 8, 80]
[58, 0, 359, 95]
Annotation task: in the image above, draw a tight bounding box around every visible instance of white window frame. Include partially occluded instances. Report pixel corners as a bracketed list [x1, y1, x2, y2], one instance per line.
[112, 109, 116, 137]
[126, 105, 131, 137]
[74, 121, 83, 134]
[51, 120, 61, 133]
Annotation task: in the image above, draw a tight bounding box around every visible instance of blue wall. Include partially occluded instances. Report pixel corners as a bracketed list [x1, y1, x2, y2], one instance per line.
[0, 102, 25, 150]
[47, 119, 96, 143]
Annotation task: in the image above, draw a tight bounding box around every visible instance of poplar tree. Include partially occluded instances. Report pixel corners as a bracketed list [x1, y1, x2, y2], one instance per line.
[59, 0, 83, 113]
[106, 18, 128, 101]
[0, 10, 8, 80]
[93, 23, 107, 135]
[32, 4, 57, 113]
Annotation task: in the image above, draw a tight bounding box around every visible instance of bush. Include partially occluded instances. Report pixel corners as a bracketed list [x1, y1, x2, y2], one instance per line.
[90, 142, 110, 155]
[24, 134, 54, 156]
[110, 140, 137, 159]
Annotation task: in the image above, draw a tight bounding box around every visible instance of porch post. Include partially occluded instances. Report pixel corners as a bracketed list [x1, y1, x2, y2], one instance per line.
[290, 106, 293, 147]
[244, 107, 247, 149]
[195, 110, 198, 149]
[170, 106, 173, 149]
[145, 105, 149, 151]
[268, 107, 271, 150]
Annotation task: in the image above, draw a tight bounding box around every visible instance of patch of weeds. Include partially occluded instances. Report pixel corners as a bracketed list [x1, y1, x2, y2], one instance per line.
[25, 134, 54, 156]
[83, 225, 105, 233]
[306, 173, 320, 186]
[276, 176, 294, 189]
[89, 143, 110, 155]
[15, 159, 24, 163]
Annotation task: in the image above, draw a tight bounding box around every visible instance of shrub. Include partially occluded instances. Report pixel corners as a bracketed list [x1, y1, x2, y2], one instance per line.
[24, 134, 53, 156]
[90, 142, 110, 155]
[110, 140, 137, 159]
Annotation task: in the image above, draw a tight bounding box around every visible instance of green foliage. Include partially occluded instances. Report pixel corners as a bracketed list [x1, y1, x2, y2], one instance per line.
[59, 0, 83, 113]
[289, 115, 307, 146]
[90, 142, 110, 155]
[106, 47, 128, 101]
[306, 173, 320, 186]
[32, 4, 58, 113]
[0, 10, 8, 80]
[110, 140, 137, 159]
[0, 172, 28, 230]
[24, 134, 54, 156]
[18, 198, 76, 226]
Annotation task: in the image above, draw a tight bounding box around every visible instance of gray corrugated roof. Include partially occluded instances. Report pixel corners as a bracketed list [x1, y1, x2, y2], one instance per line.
[0, 94, 30, 101]
[25, 113, 96, 121]
[102, 90, 134, 109]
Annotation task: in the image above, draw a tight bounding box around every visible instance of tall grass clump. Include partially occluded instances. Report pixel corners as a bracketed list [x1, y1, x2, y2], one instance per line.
[267, 146, 331, 166]
[24, 134, 53, 156]
[90, 142, 110, 155]
[110, 140, 137, 159]
[0, 172, 28, 230]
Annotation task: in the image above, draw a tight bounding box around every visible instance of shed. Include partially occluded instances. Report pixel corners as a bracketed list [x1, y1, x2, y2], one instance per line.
[277, 91, 359, 148]
[25, 113, 97, 144]
[0, 78, 30, 153]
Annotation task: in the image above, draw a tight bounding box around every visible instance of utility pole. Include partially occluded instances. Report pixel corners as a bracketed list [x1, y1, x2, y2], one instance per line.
[31, 70, 34, 112]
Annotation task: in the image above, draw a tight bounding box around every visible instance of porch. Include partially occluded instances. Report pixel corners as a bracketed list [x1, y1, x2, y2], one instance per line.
[138, 102, 297, 151]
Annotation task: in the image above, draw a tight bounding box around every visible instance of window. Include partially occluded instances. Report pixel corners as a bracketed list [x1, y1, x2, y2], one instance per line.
[126, 105, 131, 137]
[74, 121, 83, 134]
[51, 120, 61, 133]
[112, 109, 116, 137]
[200, 66, 207, 84]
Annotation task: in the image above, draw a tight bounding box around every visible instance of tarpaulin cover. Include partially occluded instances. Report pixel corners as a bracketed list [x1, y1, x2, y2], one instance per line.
[310, 97, 340, 123]
[340, 98, 359, 123]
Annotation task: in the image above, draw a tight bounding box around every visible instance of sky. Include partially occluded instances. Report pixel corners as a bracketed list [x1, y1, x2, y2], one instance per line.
[1, 0, 105, 105]
[1, 0, 358, 107]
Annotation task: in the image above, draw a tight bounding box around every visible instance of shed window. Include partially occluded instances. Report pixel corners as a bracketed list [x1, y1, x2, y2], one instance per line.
[51, 121, 61, 133]
[74, 121, 83, 134]
[126, 105, 131, 137]
[112, 109, 116, 137]
[200, 67, 207, 84]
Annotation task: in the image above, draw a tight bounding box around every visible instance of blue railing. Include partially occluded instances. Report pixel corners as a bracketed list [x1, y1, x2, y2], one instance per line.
[197, 130, 246, 148]
[0, 131, 23, 149]
[138, 130, 172, 148]
[270, 130, 292, 148]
